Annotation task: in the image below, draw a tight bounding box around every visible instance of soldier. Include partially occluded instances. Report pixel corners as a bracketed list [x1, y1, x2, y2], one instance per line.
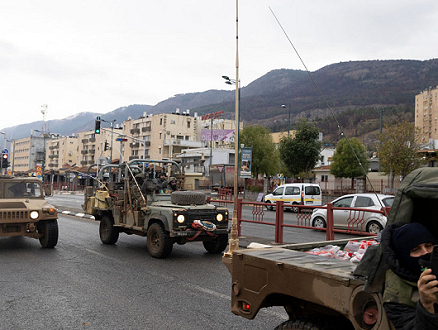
[381, 222, 438, 329]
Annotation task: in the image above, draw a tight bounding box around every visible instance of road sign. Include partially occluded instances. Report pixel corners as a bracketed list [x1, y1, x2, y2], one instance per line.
[96, 116, 101, 121]
[217, 165, 224, 173]
[2, 148, 8, 154]
[116, 138, 128, 142]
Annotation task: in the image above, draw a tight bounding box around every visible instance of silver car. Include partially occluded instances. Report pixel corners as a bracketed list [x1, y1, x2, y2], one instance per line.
[310, 193, 394, 234]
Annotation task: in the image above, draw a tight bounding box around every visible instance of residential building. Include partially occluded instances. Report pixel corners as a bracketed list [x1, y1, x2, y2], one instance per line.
[415, 85, 438, 145]
[11, 135, 45, 174]
[122, 111, 203, 162]
[76, 130, 112, 167]
[46, 136, 78, 169]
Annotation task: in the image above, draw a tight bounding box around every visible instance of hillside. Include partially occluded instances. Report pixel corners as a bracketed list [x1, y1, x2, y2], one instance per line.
[2, 59, 438, 142]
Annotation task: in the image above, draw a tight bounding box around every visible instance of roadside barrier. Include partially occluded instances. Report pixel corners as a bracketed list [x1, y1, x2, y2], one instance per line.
[210, 199, 390, 244]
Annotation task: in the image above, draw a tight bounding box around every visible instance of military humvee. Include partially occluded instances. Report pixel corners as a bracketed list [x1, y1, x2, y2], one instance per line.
[82, 159, 229, 258]
[0, 176, 58, 248]
[223, 167, 438, 330]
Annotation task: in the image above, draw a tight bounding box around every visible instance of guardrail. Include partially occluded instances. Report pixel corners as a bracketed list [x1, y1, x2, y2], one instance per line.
[210, 199, 391, 244]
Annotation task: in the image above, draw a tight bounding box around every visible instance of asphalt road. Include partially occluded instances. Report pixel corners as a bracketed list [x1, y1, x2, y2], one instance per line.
[0, 214, 287, 330]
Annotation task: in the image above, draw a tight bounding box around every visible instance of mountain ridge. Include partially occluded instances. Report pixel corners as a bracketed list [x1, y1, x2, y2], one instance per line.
[3, 58, 438, 141]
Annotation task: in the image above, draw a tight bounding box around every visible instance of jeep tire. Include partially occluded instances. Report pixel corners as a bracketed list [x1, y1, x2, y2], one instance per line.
[99, 215, 119, 245]
[147, 223, 173, 258]
[202, 234, 228, 253]
[38, 219, 59, 248]
[171, 191, 206, 205]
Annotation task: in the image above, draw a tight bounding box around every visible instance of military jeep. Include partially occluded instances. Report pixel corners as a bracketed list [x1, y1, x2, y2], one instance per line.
[0, 176, 58, 248]
[82, 159, 229, 258]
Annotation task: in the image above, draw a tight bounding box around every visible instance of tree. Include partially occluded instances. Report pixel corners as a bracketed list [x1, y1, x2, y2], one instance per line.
[279, 119, 322, 180]
[377, 120, 424, 186]
[239, 125, 279, 177]
[330, 137, 368, 188]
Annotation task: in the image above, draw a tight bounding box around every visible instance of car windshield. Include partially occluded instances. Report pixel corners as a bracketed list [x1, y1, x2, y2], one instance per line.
[4, 181, 42, 198]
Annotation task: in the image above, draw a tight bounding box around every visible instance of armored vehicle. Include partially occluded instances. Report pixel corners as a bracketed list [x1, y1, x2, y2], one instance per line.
[0, 176, 58, 248]
[82, 159, 229, 258]
[223, 167, 438, 330]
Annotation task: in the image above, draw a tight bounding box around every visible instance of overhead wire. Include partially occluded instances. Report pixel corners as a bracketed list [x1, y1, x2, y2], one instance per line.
[269, 7, 388, 213]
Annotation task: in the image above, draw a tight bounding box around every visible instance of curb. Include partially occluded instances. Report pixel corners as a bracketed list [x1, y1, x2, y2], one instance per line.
[59, 210, 95, 220]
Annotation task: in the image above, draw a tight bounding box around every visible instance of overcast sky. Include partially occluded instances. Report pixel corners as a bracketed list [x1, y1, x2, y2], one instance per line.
[1, 0, 438, 131]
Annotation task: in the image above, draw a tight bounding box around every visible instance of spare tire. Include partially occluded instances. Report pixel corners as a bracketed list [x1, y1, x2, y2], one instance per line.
[171, 191, 206, 205]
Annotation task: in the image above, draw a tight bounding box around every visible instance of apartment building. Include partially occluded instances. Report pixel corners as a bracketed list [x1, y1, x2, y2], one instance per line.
[76, 129, 113, 167]
[122, 111, 203, 162]
[11, 135, 45, 173]
[415, 86, 438, 144]
[46, 136, 78, 169]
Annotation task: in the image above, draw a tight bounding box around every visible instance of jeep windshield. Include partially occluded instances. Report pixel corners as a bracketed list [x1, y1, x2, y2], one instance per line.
[3, 181, 42, 198]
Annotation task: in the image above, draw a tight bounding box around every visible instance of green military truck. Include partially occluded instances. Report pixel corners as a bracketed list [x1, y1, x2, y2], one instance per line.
[223, 167, 438, 330]
[82, 159, 229, 258]
[0, 175, 58, 248]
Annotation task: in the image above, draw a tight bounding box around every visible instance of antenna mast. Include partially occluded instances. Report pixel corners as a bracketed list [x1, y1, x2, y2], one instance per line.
[41, 104, 48, 135]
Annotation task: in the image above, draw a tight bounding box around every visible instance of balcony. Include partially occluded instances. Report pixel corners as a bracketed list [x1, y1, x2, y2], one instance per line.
[80, 160, 88, 165]
[48, 154, 59, 159]
[89, 137, 96, 143]
[89, 149, 96, 154]
[130, 142, 140, 148]
[130, 128, 140, 135]
[81, 139, 88, 143]
[49, 143, 59, 150]
[142, 127, 151, 132]
[144, 141, 151, 147]
[81, 150, 88, 154]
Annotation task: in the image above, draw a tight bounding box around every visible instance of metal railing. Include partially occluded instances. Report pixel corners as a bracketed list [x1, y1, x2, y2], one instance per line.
[210, 198, 390, 244]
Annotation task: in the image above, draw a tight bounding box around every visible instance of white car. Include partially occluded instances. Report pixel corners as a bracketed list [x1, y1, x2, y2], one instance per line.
[310, 193, 394, 234]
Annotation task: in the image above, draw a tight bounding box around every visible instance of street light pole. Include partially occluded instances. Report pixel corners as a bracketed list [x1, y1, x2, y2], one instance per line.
[281, 104, 291, 137]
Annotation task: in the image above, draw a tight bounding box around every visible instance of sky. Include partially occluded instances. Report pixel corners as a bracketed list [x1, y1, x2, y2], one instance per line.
[1, 0, 438, 130]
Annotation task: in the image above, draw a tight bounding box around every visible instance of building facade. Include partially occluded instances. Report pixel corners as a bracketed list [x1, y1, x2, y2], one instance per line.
[122, 112, 203, 162]
[46, 136, 78, 169]
[11, 135, 45, 174]
[415, 86, 438, 144]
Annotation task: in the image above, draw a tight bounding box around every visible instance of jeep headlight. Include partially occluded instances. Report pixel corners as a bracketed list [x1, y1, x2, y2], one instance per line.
[216, 213, 224, 222]
[177, 214, 185, 224]
[30, 211, 39, 220]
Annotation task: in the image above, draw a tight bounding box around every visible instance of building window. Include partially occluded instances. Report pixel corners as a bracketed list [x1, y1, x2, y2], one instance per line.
[160, 118, 163, 125]
[171, 120, 176, 124]
[187, 121, 191, 128]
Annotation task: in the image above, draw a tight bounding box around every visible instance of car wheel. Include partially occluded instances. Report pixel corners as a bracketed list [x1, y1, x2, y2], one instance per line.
[291, 204, 300, 213]
[366, 220, 383, 234]
[203, 234, 228, 253]
[99, 215, 119, 245]
[147, 223, 173, 258]
[312, 216, 326, 229]
[265, 201, 274, 211]
[38, 219, 59, 248]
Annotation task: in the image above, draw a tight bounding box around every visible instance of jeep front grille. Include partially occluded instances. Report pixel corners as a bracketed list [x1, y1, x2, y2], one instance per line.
[187, 209, 216, 221]
[0, 211, 29, 221]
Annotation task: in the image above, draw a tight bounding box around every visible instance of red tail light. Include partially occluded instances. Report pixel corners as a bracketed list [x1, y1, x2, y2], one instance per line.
[241, 302, 251, 312]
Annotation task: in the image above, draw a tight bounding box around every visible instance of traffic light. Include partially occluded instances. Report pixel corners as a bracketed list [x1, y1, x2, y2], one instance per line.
[95, 120, 101, 134]
[104, 141, 109, 151]
[1, 153, 9, 168]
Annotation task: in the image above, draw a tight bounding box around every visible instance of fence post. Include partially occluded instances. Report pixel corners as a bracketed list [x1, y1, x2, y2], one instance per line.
[237, 198, 242, 237]
[326, 202, 335, 241]
[275, 200, 284, 244]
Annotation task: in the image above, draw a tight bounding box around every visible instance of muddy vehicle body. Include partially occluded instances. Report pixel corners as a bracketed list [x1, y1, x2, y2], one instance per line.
[0, 176, 58, 248]
[224, 167, 438, 329]
[82, 159, 229, 258]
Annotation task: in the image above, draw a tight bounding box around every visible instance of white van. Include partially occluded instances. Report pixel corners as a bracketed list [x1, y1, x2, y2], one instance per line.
[263, 183, 322, 212]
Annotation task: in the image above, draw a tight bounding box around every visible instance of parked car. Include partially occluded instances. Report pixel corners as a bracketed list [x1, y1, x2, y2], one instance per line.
[310, 193, 394, 234]
[263, 183, 322, 213]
